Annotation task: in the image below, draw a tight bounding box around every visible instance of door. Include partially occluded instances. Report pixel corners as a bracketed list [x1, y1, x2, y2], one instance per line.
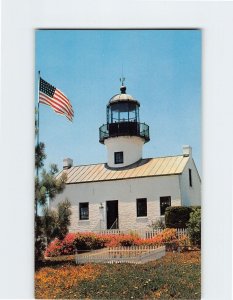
[106, 200, 118, 229]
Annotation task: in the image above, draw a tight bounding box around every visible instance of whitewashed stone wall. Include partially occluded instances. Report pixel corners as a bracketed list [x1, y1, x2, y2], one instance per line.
[104, 136, 144, 167]
[179, 158, 201, 206]
[51, 175, 182, 232]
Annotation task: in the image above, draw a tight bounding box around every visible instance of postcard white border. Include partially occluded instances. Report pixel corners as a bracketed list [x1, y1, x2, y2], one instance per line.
[1, 1, 233, 299]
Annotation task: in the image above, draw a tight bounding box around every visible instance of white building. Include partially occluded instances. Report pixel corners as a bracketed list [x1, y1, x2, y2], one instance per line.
[52, 84, 201, 232]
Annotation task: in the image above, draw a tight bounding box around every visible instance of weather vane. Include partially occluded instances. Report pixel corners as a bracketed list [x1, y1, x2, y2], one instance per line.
[120, 64, 126, 86]
[120, 76, 125, 86]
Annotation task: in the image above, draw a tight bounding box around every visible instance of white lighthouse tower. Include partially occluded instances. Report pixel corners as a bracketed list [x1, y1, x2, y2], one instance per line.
[99, 82, 150, 168]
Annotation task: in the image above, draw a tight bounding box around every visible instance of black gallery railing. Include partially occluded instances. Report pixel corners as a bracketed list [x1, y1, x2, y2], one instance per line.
[99, 122, 150, 143]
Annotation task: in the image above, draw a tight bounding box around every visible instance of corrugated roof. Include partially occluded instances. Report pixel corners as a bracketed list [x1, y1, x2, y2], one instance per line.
[60, 155, 189, 184]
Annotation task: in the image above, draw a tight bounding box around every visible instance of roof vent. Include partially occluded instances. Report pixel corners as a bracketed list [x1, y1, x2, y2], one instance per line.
[183, 145, 192, 157]
[63, 158, 73, 170]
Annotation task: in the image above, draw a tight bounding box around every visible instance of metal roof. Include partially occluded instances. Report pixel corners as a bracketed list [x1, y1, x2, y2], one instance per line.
[109, 93, 140, 105]
[60, 155, 189, 184]
[108, 86, 140, 105]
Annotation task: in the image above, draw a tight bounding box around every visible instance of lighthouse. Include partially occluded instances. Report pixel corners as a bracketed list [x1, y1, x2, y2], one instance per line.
[53, 81, 201, 233]
[99, 83, 150, 168]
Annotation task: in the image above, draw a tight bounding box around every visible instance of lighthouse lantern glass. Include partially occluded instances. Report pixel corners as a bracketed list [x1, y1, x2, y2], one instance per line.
[108, 102, 138, 123]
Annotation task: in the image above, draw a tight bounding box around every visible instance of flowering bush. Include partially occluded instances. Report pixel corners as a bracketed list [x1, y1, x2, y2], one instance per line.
[134, 228, 177, 247]
[45, 239, 62, 257]
[45, 229, 187, 257]
[104, 234, 140, 247]
[59, 233, 77, 255]
[74, 232, 107, 250]
[45, 232, 108, 256]
[177, 235, 191, 250]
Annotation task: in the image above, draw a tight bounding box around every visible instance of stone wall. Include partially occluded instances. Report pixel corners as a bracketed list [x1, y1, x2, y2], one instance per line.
[51, 175, 182, 232]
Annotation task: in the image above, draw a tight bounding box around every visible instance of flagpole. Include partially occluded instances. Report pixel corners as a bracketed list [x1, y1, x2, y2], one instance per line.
[35, 71, 40, 218]
[37, 71, 40, 151]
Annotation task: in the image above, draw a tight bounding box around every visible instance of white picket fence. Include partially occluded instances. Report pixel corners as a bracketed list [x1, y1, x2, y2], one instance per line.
[75, 245, 165, 265]
[94, 228, 187, 239]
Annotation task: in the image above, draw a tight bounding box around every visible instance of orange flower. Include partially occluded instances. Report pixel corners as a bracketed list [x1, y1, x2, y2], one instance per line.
[35, 264, 102, 299]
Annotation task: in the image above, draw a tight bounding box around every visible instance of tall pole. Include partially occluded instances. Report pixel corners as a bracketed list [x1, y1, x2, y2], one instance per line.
[37, 71, 40, 153]
[35, 71, 40, 218]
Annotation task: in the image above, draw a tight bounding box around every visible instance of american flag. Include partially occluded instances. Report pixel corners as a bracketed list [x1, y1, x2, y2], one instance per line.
[39, 78, 74, 121]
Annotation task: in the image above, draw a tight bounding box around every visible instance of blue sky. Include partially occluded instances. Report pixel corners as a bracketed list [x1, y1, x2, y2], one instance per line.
[35, 30, 201, 173]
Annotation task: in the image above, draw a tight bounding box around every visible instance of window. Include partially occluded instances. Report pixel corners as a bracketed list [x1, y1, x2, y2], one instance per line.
[137, 198, 147, 217]
[189, 169, 192, 187]
[114, 151, 123, 164]
[79, 202, 89, 220]
[160, 196, 171, 215]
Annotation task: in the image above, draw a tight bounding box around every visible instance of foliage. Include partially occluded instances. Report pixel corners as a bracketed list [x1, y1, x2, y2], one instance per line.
[42, 207, 58, 244]
[36, 166, 67, 206]
[42, 199, 72, 246]
[187, 207, 201, 247]
[35, 142, 46, 169]
[35, 251, 201, 299]
[35, 264, 102, 299]
[35, 119, 69, 263]
[46, 232, 107, 257]
[103, 234, 140, 247]
[45, 229, 187, 257]
[138, 228, 181, 251]
[178, 235, 191, 250]
[148, 219, 166, 230]
[56, 199, 72, 239]
[141, 228, 177, 245]
[165, 206, 193, 228]
[74, 233, 107, 250]
[35, 216, 46, 261]
[35, 162, 68, 263]
[35, 199, 72, 264]
[191, 205, 201, 210]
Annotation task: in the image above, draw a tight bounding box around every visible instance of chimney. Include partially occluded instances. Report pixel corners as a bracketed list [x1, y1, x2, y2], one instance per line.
[182, 145, 192, 157]
[63, 158, 73, 170]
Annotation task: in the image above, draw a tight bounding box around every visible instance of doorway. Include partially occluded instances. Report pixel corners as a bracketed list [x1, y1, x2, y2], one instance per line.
[106, 200, 118, 229]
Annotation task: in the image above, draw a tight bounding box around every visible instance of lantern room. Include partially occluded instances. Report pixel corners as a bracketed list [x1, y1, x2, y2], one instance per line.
[99, 85, 150, 144]
[99, 84, 150, 168]
[107, 85, 140, 123]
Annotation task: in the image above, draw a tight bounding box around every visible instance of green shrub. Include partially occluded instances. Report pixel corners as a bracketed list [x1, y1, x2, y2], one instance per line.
[191, 205, 201, 210]
[165, 206, 193, 228]
[187, 208, 201, 247]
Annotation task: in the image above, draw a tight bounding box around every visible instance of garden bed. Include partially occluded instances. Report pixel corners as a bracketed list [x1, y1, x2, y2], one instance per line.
[45, 228, 190, 257]
[35, 250, 201, 299]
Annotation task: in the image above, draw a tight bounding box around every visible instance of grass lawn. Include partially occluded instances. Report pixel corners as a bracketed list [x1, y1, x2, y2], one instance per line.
[35, 251, 201, 299]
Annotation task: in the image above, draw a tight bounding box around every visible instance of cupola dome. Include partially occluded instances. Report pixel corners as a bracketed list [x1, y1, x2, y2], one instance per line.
[109, 86, 140, 106]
